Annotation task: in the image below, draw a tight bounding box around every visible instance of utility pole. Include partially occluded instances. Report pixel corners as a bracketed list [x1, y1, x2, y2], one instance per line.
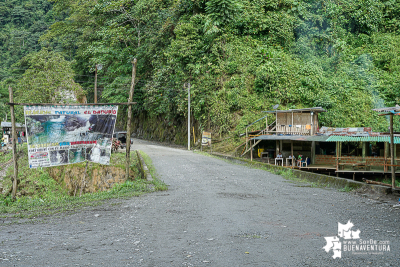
[188, 82, 191, 151]
[126, 58, 137, 180]
[94, 65, 98, 103]
[94, 64, 102, 103]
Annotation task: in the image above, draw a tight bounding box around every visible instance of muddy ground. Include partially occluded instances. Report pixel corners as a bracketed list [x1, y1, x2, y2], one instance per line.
[0, 139, 399, 266]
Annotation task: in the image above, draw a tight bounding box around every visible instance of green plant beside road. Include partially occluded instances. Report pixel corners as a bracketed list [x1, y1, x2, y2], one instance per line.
[0, 147, 167, 219]
[198, 151, 359, 192]
[0, 150, 13, 168]
[381, 179, 400, 188]
[338, 185, 355, 192]
[139, 151, 168, 191]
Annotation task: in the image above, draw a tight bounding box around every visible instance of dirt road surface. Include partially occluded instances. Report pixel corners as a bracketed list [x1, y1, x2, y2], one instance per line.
[0, 139, 399, 266]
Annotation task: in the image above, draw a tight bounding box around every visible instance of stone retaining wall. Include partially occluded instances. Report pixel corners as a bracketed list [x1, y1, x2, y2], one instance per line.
[47, 163, 135, 195]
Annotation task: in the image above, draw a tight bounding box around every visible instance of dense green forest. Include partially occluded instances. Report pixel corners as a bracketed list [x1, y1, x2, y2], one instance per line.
[1, 0, 400, 141]
[0, 0, 62, 119]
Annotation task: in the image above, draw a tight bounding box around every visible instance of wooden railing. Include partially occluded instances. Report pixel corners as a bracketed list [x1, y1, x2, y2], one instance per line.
[335, 156, 400, 172]
[241, 126, 271, 157]
[275, 125, 313, 135]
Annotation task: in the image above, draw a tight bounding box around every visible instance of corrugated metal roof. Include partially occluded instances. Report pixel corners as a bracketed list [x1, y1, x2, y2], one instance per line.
[326, 136, 400, 144]
[1, 122, 25, 128]
[305, 136, 332, 142]
[262, 107, 326, 113]
[372, 105, 400, 113]
[252, 135, 330, 142]
[318, 126, 372, 136]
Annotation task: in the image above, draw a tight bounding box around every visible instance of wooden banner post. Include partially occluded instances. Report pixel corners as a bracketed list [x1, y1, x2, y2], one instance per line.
[126, 58, 137, 180]
[8, 86, 18, 200]
[6, 99, 136, 199]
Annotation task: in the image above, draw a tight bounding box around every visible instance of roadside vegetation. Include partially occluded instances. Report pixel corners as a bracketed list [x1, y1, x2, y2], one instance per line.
[0, 146, 167, 219]
[382, 179, 400, 188]
[250, 163, 359, 191]
[197, 150, 359, 191]
[0, 150, 12, 167]
[139, 151, 169, 191]
[0, 0, 400, 144]
[1, 0, 400, 142]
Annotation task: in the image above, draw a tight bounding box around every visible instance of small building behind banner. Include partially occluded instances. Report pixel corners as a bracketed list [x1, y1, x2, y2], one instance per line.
[1, 121, 26, 144]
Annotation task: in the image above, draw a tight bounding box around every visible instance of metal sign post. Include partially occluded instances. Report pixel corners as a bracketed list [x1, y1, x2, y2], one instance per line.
[188, 83, 191, 151]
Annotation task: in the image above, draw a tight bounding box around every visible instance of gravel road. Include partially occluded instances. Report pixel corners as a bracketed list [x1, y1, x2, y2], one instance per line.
[0, 139, 399, 266]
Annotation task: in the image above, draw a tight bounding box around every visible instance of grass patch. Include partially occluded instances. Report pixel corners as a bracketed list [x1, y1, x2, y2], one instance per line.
[381, 179, 400, 188]
[196, 151, 358, 192]
[195, 151, 314, 184]
[0, 149, 13, 171]
[0, 150, 13, 164]
[270, 168, 296, 180]
[338, 185, 355, 192]
[0, 147, 167, 219]
[139, 150, 168, 191]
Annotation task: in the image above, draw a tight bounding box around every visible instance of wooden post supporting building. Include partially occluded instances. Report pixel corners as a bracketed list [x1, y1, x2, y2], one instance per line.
[384, 142, 389, 173]
[390, 114, 395, 189]
[291, 140, 294, 167]
[245, 127, 248, 153]
[250, 139, 253, 161]
[335, 142, 340, 176]
[372, 106, 399, 189]
[311, 141, 315, 165]
[362, 142, 366, 161]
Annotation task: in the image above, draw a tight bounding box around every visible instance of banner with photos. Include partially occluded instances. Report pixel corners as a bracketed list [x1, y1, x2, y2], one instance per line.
[24, 105, 118, 168]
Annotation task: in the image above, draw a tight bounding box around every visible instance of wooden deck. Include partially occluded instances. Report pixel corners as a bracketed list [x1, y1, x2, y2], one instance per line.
[336, 170, 400, 174]
[253, 159, 400, 177]
[293, 164, 336, 171]
[281, 163, 400, 173]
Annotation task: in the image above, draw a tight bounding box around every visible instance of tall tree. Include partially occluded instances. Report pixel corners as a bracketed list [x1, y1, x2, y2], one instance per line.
[14, 48, 84, 109]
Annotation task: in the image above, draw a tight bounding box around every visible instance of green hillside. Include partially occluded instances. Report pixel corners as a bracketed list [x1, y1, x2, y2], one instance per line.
[1, 0, 400, 140]
[0, 0, 63, 119]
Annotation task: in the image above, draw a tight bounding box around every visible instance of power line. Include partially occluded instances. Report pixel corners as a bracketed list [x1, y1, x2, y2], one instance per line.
[1, 84, 191, 93]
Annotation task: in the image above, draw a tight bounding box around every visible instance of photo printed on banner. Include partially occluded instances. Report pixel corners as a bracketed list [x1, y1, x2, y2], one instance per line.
[24, 105, 118, 168]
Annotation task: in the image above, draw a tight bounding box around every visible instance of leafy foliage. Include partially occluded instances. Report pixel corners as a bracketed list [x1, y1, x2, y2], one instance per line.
[0, 0, 63, 121]
[1, 0, 400, 136]
[14, 49, 84, 104]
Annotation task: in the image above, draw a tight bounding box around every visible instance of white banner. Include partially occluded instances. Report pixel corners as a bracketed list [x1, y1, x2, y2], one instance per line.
[24, 105, 118, 168]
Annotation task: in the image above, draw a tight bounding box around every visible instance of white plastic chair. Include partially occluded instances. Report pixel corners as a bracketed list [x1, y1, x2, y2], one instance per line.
[301, 157, 308, 167]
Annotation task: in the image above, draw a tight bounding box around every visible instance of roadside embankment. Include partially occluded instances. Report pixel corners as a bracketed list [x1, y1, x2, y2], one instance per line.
[210, 152, 400, 196]
[0, 147, 167, 220]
